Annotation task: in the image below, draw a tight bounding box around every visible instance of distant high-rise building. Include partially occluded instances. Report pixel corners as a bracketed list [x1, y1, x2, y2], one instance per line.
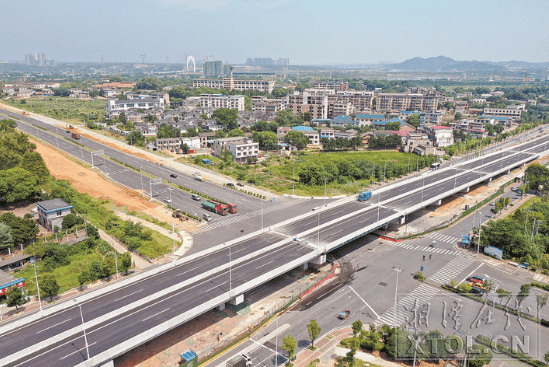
[24, 53, 51, 66]
[203, 61, 223, 76]
[246, 58, 289, 67]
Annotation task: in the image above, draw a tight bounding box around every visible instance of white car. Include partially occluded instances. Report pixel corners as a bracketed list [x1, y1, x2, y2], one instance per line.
[164, 197, 172, 203]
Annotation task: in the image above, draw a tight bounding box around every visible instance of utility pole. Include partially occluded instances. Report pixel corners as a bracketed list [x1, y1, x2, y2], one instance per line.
[140, 54, 146, 63]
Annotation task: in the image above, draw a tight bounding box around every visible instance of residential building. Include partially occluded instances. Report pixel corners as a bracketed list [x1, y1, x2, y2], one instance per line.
[425, 125, 454, 147]
[106, 98, 165, 116]
[419, 112, 444, 125]
[251, 96, 289, 113]
[193, 78, 275, 93]
[328, 102, 353, 119]
[328, 90, 374, 111]
[355, 114, 385, 126]
[375, 93, 440, 113]
[211, 137, 259, 163]
[288, 91, 328, 119]
[199, 94, 245, 111]
[320, 129, 336, 140]
[203, 61, 223, 76]
[198, 132, 216, 148]
[312, 81, 349, 91]
[154, 137, 200, 151]
[0, 271, 25, 299]
[292, 126, 320, 145]
[69, 89, 90, 99]
[35, 198, 73, 231]
[483, 107, 523, 121]
[331, 115, 358, 128]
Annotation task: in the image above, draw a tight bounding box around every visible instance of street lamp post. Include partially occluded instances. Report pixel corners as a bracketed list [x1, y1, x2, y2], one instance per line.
[407, 158, 410, 178]
[392, 267, 402, 327]
[140, 166, 143, 192]
[384, 161, 387, 183]
[228, 244, 232, 291]
[34, 263, 42, 314]
[170, 188, 176, 263]
[292, 157, 295, 196]
[74, 299, 90, 360]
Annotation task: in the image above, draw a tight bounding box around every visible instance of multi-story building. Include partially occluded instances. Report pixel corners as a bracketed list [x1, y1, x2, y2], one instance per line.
[106, 98, 165, 116]
[203, 61, 223, 76]
[375, 93, 439, 113]
[355, 114, 385, 126]
[211, 137, 259, 163]
[193, 78, 275, 93]
[288, 91, 328, 120]
[425, 125, 454, 147]
[154, 137, 201, 151]
[483, 106, 524, 121]
[277, 126, 320, 145]
[328, 102, 352, 119]
[312, 81, 349, 91]
[251, 96, 289, 113]
[199, 94, 245, 111]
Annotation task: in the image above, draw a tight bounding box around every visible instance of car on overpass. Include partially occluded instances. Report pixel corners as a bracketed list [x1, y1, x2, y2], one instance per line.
[164, 197, 172, 203]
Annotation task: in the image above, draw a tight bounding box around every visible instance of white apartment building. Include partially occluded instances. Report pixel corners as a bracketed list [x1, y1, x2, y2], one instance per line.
[199, 94, 245, 111]
[251, 96, 289, 113]
[288, 91, 328, 119]
[312, 81, 349, 90]
[483, 107, 524, 121]
[328, 102, 353, 119]
[375, 93, 440, 113]
[194, 78, 275, 93]
[426, 125, 454, 147]
[106, 98, 165, 116]
[211, 137, 259, 163]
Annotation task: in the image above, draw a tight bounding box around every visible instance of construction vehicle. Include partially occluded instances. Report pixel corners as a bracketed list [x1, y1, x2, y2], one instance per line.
[172, 209, 189, 221]
[22, 111, 30, 116]
[201, 200, 228, 216]
[71, 132, 80, 139]
[357, 191, 372, 202]
[66, 124, 74, 129]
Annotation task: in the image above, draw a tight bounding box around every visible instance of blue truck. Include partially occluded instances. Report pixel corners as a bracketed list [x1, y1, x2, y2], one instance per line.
[462, 235, 470, 248]
[357, 191, 372, 202]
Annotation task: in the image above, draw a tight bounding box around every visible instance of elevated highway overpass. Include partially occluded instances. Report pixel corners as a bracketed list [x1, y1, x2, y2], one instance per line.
[0, 108, 548, 366]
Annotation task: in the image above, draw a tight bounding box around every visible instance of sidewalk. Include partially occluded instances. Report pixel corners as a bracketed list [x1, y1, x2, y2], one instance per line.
[292, 327, 403, 367]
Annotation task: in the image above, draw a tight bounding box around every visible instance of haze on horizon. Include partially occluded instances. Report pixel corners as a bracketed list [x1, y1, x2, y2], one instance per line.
[3, 0, 549, 65]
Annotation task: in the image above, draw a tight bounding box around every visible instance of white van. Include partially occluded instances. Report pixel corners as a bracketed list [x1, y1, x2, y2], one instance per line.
[203, 213, 212, 221]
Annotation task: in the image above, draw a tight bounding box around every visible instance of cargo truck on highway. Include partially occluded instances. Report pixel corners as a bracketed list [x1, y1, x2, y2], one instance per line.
[201, 200, 229, 216]
[71, 132, 80, 139]
[357, 191, 372, 202]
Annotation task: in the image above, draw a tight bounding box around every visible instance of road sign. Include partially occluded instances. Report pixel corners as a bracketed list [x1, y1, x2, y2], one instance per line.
[151, 177, 162, 185]
[92, 150, 104, 156]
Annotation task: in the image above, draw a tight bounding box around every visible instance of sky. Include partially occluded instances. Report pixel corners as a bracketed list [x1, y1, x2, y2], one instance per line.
[3, 0, 549, 65]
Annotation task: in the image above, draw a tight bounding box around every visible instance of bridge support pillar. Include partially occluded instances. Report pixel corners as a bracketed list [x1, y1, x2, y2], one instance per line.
[486, 177, 492, 183]
[309, 254, 326, 265]
[435, 199, 442, 206]
[229, 294, 244, 306]
[218, 303, 226, 311]
[300, 262, 309, 270]
[462, 187, 470, 193]
[507, 169, 511, 174]
[100, 361, 114, 367]
[399, 216, 405, 224]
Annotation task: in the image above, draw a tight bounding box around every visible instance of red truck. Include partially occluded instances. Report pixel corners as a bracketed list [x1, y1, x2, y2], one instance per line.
[71, 132, 80, 139]
[227, 203, 238, 214]
[201, 200, 229, 216]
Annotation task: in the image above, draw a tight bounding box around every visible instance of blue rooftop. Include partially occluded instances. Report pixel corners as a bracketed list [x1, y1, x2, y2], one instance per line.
[481, 115, 507, 121]
[333, 115, 353, 123]
[355, 114, 385, 119]
[293, 126, 315, 131]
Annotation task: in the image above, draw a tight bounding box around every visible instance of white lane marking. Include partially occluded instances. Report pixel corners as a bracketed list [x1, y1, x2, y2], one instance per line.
[348, 285, 379, 319]
[59, 342, 98, 361]
[255, 260, 275, 270]
[36, 318, 72, 334]
[116, 288, 144, 301]
[142, 307, 170, 322]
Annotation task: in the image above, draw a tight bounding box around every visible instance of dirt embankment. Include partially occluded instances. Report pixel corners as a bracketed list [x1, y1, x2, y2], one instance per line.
[31, 137, 198, 232]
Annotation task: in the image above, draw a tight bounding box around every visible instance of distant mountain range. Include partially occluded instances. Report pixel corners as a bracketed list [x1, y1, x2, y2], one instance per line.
[387, 56, 549, 71]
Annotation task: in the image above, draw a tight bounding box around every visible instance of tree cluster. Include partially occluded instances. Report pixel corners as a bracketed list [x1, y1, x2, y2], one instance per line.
[321, 137, 362, 151]
[368, 134, 402, 149]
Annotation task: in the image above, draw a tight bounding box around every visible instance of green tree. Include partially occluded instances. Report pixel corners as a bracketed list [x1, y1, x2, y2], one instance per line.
[118, 112, 126, 123]
[0, 222, 14, 250]
[544, 351, 549, 364]
[516, 284, 531, 306]
[281, 335, 297, 361]
[41, 274, 60, 299]
[494, 200, 503, 213]
[120, 252, 132, 272]
[253, 131, 279, 150]
[180, 143, 190, 154]
[0, 213, 39, 245]
[467, 344, 493, 367]
[157, 123, 178, 139]
[0, 167, 40, 203]
[385, 121, 401, 131]
[6, 287, 25, 312]
[212, 108, 239, 130]
[307, 320, 321, 347]
[352, 319, 363, 336]
[228, 128, 245, 137]
[78, 270, 90, 290]
[86, 224, 99, 240]
[18, 151, 50, 182]
[187, 127, 198, 137]
[0, 119, 17, 131]
[536, 294, 548, 322]
[284, 130, 310, 149]
[125, 130, 145, 146]
[136, 77, 163, 90]
[407, 114, 420, 128]
[214, 130, 226, 138]
[61, 213, 78, 229]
